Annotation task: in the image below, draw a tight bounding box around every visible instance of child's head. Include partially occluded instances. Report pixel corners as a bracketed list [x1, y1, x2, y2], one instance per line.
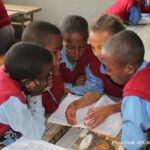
[89, 14, 125, 60]
[61, 15, 88, 63]
[101, 30, 144, 85]
[4, 42, 53, 88]
[22, 21, 62, 60]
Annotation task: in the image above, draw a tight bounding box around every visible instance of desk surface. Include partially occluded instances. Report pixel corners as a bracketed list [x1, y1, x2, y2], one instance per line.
[5, 3, 41, 15]
[7, 10, 19, 17]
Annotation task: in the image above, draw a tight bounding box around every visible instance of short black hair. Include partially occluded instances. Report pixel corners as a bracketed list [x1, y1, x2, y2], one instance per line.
[61, 15, 88, 39]
[90, 14, 125, 35]
[4, 41, 52, 81]
[103, 30, 144, 66]
[22, 21, 61, 47]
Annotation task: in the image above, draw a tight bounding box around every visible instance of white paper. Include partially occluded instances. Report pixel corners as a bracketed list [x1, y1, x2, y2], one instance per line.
[2, 137, 67, 150]
[138, 13, 150, 24]
[48, 94, 122, 137]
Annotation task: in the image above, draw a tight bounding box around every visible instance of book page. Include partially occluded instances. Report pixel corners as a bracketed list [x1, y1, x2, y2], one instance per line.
[2, 137, 67, 150]
[48, 94, 122, 137]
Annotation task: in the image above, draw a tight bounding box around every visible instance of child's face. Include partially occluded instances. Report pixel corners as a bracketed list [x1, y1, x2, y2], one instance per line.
[63, 32, 87, 64]
[46, 35, 63, 61]
[101, 49, 133, 85]
[89, 30, 111, 61]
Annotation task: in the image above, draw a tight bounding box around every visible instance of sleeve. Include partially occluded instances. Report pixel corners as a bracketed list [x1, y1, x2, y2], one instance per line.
[87, 68, 104, 94]
[0, 96, 45, 140]
[128, 6, 141, 25]
[121, 96, 150, 150]
[50, 74, 64, 103]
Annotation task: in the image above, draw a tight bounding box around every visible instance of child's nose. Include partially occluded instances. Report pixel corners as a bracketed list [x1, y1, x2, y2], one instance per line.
[74, 49, 79, 57]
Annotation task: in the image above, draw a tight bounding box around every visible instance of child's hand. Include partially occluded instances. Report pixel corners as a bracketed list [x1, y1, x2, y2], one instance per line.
[84, 105, 111, 129]
[25, 79, 47, 95]
[46, 73, 53, 90]
[52, 52, 60, 75]
[65, 102, 77, 125]
[75, 75, 86, 86]
[64, 88, 74, 94]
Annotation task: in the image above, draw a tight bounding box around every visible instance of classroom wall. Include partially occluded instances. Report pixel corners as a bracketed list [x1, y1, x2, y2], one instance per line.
[5, 0, 115, 26]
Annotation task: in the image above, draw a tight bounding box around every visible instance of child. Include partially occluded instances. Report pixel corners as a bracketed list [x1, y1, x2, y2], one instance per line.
[105, 0, 149, 25]
[101, 30, 149, 150]
[66, 14, 125, 128]
[60, 15, 93, 95]
[22, 21, 64, 114]
[0, 42, 53, 145]
[0, 0, 15, 64]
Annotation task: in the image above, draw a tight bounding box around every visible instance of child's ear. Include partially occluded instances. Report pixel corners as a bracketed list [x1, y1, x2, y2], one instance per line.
[126, 65, 136, 75]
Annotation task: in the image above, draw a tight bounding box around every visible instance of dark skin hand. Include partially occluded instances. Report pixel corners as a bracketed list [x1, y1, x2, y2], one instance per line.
[74, 75, 86, 86]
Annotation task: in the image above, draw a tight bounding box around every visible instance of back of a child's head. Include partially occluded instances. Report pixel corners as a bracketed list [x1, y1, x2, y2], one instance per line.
[22, 21, 61, 47]
[4, 41, 52, 81]
[61, 15, 88, 39]
[103, 30, 144, 67]
[90, 14, 125, 35]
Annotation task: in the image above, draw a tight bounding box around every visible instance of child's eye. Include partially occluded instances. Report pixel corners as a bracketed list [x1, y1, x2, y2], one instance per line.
[65, 45, 74, 50]
[79, 44, 87, 49]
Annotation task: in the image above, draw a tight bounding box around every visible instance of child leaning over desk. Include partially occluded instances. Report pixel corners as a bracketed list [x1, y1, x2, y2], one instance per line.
[22, 21, 64, 114]
[105, 0, 150, 25]
[60, 15, 94, 96]
[0, 42, 53, 146]
[101, 30, 150, 150]
[66, 14, 125, 129]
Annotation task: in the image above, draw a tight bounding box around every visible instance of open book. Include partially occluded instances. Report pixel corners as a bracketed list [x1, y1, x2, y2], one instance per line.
[2, 137, 67, 150]
[48, 94, 122, 137]
[69, 129, 121, 150]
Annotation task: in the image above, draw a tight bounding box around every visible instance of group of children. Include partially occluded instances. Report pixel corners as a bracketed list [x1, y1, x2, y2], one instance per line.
[0, 5, 150, 150]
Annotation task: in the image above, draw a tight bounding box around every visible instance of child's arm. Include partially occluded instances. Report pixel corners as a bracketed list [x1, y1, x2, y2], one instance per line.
[121, 96, 150, 150]
[65, 91, 101, 125]
[0, 96, 45, 139]
[128, 6, 141, 25]
[42, 74, 64, 114]
[84, 102, 122, 129]
[65, 70, 104, 125]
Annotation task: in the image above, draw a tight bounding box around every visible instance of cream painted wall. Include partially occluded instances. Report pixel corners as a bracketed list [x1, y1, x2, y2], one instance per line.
[5, 0, 115, 26]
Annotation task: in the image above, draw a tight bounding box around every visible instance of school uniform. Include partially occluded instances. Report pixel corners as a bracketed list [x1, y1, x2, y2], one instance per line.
[122, 60, 150, 150]
[0, 0, 15, 54]
[88, 55, 123, 98]
[106, 0, 141, 25]
[42, 74, 64, 114]
[60, 45, 93, 95]
[0, 67, 45, 146]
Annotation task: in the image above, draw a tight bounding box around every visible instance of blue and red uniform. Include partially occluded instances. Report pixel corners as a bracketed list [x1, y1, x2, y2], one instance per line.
[89, 54, 123, 98]
[122, 61, 150, 150]
[0, 67, 45, 145]
[60, 45, 93, 95]
[42, 74, 64, 114]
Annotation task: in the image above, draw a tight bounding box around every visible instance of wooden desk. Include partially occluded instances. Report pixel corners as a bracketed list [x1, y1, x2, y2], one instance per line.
[5, 3, 41, 29]
[7, 10, 19, 18]
[127, 25, 150, 61]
